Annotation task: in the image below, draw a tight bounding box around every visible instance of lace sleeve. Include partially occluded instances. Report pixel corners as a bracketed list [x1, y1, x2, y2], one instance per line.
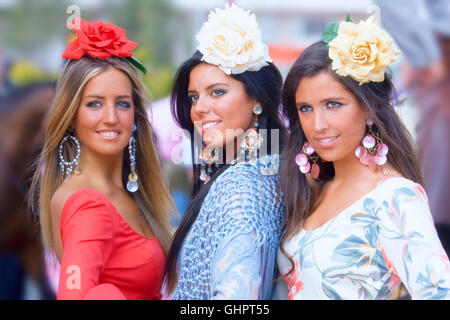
[209, 166, 282, 299]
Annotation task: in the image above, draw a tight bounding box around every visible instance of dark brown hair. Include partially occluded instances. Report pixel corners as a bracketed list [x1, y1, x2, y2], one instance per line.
[279, 41, 424, 276]
[163, 51, 286, 293]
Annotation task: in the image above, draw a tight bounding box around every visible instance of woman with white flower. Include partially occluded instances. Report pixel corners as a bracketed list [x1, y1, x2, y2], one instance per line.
[276, 15, 450, 299]
[163, 3, 286, 299]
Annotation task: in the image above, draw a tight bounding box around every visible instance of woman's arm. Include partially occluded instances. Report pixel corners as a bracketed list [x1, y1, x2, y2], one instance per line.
[379, 183, 450, 299]
[57, 191, 125, 300]
[211, 232, 263, 299]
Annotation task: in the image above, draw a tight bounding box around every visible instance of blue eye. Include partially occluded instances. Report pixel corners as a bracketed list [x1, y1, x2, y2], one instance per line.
[188, 94, 198, 104]
[298, 105, 313, 113]
[327, 101, 342, 109]
[86, 100, 102, 108]
[212, 89, 226, 96]
[117, 101, 131, 108]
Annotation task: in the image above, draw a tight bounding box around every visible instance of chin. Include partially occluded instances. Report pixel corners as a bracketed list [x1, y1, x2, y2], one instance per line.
[319, 149, 355, 163]
[204, 143, 223, 153]
[314, 149, 338, 163]
[94, 145, 127, 157]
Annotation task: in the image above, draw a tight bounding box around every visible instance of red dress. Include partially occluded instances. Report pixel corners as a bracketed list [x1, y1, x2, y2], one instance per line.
[57, 189, 166, 300]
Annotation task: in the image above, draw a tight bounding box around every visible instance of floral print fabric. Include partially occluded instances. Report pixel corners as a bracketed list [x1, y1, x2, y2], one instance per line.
[277, 177, 450, 299]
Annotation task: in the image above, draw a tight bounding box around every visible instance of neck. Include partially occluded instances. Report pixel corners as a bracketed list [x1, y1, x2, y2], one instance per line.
[77, 148, 125, 190]
[331, 151, 379, 185]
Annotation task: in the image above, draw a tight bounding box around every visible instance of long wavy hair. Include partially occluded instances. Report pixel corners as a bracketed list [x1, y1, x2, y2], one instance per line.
[163, 50, 287, 293]
[28, 57, 174, 255]
[279, 41, 424, 275]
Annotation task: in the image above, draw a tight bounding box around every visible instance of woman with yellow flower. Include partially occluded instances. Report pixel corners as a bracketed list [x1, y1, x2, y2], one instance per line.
[163, 3, 286, 299]
[275, 15, 450, 299]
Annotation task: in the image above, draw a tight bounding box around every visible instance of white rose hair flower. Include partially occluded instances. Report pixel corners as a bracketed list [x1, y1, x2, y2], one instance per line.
[195, 3, 272, 75]
[322, 15, 400, 85]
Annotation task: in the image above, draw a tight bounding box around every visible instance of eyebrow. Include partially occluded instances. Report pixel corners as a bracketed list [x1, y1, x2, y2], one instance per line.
[84, 94, 132, 99]
[296, 96, 346, 106]
[320, 96, 346, 103]
[188, 82, 230, 93]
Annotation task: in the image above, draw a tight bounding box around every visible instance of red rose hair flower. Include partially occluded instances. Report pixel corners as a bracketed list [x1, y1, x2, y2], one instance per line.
[62, 18, 137, 60]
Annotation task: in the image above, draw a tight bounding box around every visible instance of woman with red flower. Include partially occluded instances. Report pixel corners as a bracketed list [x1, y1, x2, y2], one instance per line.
[29, 18, 174, 300]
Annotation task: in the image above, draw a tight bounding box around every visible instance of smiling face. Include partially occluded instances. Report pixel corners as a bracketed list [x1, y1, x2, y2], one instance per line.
[188, 63, 256, 149]
[295, 71, 368, 163]
[72, 67, 135, 159]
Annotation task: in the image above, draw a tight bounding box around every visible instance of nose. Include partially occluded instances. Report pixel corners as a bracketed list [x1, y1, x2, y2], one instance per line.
[103, 102, 119, 124]
[191, 95, 210, 116]
[312, 108, 328, 132]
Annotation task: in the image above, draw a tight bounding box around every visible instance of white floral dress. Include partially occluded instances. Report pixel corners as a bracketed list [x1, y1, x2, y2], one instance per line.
[276, 177, 450, 299]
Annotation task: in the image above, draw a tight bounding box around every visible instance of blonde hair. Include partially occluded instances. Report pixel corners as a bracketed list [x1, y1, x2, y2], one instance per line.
[29, 57, 174, 255]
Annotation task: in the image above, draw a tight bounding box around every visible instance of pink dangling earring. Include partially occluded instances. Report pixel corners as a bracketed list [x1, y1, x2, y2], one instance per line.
[355, 118, 389, 171]
[295, 141, 321, 179]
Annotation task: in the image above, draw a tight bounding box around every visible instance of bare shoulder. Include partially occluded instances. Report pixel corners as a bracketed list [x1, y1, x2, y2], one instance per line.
[50, 182, 80, 221]
[378, 166, 404, 183]
[50, 182, 84, 261]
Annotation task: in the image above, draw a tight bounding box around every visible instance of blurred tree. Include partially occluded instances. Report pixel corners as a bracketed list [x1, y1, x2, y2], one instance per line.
[111, 0, 191, 100]
[3, 0, 66, 48]
[9, 60, 58, 87]
[0, 0, 193, 100]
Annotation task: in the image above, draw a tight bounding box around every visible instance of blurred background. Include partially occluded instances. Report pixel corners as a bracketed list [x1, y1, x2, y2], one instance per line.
[0, 0, 448, 300]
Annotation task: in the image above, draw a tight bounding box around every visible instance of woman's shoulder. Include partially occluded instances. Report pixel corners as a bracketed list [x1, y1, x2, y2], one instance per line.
[376, 176, 425, 194]
[51, 186, 113, 224]
[372, 176, 429, 205]
[203, 155, 284, 226]
[208, 154, 282, 205]
[218, 154, 281, 184]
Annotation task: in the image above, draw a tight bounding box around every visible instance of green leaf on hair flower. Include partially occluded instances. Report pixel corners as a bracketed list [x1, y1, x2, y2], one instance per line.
[320, 22, 339, 48]
[126, 56, 147, 74]
[346, 14, 352, 22]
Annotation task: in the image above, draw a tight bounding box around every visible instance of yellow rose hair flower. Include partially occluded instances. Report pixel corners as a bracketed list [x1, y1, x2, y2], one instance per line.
[195, 3, 272, 75]
[323, 15, 400, 85]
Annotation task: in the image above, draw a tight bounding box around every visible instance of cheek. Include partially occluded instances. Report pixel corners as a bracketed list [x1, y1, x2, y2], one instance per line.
[336, 116, 367, 154]
[189, 108, 202, 134]
[234, 110, 253, 130]
[220, 100, 254, 130]
[190, 107, 199, 122]
[297, 113, 313, 140]
[120, 107, 135, 126]
[341, 110, 367, 140]
[73, 107, 99, 132]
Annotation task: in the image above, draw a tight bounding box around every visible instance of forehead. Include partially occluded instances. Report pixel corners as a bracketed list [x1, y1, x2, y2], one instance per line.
[295, 71, 354, 102]
[188, 63, 239, 90]
[83, 67, 132, 95]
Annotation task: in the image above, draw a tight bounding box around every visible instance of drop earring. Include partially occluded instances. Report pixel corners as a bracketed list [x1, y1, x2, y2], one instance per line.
[199, 141, 219, 184]
[355, 118, 389, 171]
[127, 124, 139, 192]
[295, 141, 321, 179]
[58, 130, 82, 182]
[238, 105, 263, 163]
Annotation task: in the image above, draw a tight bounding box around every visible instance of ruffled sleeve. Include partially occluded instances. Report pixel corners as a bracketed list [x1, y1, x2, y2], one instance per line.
[209, 167, 283, 300]
[57, 190, 125, 300]
[378, 180, 450, 299]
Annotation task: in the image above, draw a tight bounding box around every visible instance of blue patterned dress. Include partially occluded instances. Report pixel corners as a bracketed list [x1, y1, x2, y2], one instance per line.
[171, 155, 284, 300]
[276, 177, 450, 299]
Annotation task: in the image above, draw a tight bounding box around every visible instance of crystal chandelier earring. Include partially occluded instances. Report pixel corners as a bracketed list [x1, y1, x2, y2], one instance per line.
[127, 124, 139, 192]
[199, 142, 219, 184]
[295, 141, 321, 179]
[237, 105, 263, 163]
[355, 118, 389, 171]
[58, 130, 82, 182]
